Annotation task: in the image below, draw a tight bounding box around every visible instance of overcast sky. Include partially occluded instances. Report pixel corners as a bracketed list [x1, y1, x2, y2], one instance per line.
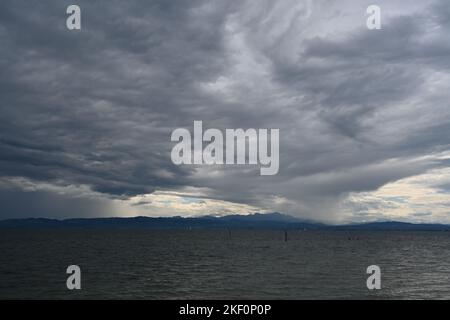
[1, 0, 449, 223]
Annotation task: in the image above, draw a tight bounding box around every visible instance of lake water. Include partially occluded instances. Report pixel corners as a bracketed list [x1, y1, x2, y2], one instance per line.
[1, 229, 450, 299]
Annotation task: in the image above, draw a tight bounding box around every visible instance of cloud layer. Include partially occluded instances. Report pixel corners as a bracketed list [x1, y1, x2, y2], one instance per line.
[1, 0, 449, 222]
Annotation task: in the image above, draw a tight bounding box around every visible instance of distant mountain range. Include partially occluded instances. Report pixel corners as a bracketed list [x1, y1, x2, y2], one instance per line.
[1, 212, 450, 231]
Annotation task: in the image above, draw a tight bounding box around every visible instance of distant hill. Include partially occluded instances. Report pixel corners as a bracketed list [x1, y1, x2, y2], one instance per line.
[332, 221, 450, 231]
[213, 212, 304, 223]
[0, 213, 321, 230]
[1, 213, 450, 231]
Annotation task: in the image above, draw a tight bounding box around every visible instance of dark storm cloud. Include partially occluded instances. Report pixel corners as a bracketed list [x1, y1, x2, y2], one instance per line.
[0, 186, 114, 219]
[0, 0, 236, 200]
[0, 0, 449, 221]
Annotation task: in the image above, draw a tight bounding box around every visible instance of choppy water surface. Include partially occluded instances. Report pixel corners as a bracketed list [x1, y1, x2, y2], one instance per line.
[1, 229, 450, 299]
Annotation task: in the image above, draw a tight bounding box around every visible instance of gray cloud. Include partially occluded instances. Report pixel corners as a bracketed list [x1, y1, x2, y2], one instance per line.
[0, 0, 449, 222]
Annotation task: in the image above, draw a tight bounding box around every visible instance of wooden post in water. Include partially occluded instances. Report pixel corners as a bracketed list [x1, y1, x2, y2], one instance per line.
[284, 229, 288, 242]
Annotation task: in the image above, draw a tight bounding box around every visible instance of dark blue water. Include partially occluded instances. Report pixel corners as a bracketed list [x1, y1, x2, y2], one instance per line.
[1, 229, 450, 299]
